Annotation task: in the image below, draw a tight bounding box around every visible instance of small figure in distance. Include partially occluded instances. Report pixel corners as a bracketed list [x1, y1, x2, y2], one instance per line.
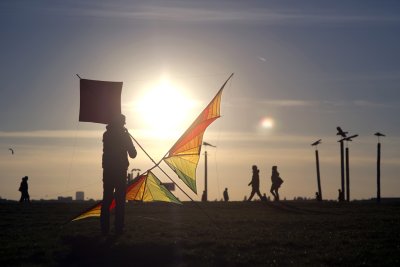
[223, 188, 229, 202]
[19, 176, 30, 203]
[338, 189, 344, 202]
[248, 165, 263, 201]
[101, 114, 137, 235]
[270, 166, 283, 201]
[261, 193, 268, 202]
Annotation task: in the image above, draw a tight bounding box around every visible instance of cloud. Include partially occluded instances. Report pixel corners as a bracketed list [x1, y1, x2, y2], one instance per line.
[22, 3, 400, 25]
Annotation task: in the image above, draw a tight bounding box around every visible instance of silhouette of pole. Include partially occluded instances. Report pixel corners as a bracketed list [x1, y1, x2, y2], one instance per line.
[202, 142, 216, 202]
[340, 141, 345, 197]
[341, 134, 358, 202]
[377, 142, 381, 203]
[315, 149, 322, 200]
[375, 132, 385, 203]
[345, 146, 350, 202]
[204, 150, 208, 202]
[311, 139, 322, 201]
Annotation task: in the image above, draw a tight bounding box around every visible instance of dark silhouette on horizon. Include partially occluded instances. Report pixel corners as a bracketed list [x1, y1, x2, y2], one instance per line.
[248, 165, 263, 201]
[339, 134, 358, 202]
[375, 132, 385, 203]
[9, 148, 14, 155]
[336, 126, 348, 199]
[101, 114, 137, 235]
[19, 176, 30, 203]
[202, 141, 216, 202]
[338, 189, 344, 202]
[270, 166, 283, 201]
[311, 139, 323, 201]
[223, 188, 229, 202]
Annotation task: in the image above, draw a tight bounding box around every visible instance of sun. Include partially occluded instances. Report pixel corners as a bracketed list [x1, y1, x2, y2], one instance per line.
[260, 117, 275, 129]
[133, 77, 197, 137]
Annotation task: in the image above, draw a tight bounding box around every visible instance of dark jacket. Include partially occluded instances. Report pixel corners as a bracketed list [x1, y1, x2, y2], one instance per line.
[249, 170, 260, 189]
[102, 125, 137, 170]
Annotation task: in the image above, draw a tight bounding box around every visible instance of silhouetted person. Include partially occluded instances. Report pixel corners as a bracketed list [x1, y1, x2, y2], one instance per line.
[261, 193, 268, 201]
[248, 165, 263, 201]
[270, 166, 283, 201]
[338, 189, 344, 202]
[101, 114, 137, 235]
[19, 176, 30, 203]
[223, 188, 229, 202]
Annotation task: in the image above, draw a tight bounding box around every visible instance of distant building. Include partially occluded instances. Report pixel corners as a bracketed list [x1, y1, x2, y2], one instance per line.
[58, 196, 73, 202]
[76, 191, 84, 201]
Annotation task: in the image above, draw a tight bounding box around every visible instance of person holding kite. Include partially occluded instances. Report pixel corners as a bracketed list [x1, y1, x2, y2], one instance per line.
[101, 114, 137, 235]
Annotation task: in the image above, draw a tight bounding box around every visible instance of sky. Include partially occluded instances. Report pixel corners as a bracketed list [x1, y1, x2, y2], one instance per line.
[1, 0, 400, 201]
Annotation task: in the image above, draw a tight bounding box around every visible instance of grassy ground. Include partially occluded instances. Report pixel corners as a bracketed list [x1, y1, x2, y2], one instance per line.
[0, 201, 399, 266]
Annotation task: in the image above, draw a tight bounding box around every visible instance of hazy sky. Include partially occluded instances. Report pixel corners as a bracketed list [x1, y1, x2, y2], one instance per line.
[1, 0, 400, 201]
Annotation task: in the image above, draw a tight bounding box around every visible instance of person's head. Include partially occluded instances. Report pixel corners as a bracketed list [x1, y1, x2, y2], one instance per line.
[110, 114, 126, 127]
[22, 176, 28, 181]
[252, 165, 258, 171]
[272, 166, 278, 172]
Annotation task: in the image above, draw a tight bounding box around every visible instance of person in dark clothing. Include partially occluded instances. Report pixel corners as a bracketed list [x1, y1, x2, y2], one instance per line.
[223, 188, 229, 202]
[248, 165, 263, 201]
[19, 176, 30, 203]
[270, 166, 283, 201]
[101, 114, 137, 235]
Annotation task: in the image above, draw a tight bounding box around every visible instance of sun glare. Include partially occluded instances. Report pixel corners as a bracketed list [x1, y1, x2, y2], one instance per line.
[261, 117, 274, 129]
[133, 77, 197, 138]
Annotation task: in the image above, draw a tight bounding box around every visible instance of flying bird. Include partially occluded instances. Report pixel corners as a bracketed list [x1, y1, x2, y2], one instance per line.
[336, 127, 348, 138]
[203, 142, 216, 148]
[311, 139, 322, 146]
[8, 148, 14, 155]
[374, 132, 385, 137]
[345, 134, 359, 142]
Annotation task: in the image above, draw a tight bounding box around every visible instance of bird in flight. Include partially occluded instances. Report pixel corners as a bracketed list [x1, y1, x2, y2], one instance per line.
[336, 127, 348, 138]
[311, 139, 322, 146]
[374, 132, 385, 137]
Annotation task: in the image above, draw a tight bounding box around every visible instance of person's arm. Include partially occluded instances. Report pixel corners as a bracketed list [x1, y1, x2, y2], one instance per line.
[125, 131, 137, 159]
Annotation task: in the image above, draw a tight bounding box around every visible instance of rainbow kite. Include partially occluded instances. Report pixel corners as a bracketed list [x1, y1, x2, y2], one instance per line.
[72, 74, 233, 221]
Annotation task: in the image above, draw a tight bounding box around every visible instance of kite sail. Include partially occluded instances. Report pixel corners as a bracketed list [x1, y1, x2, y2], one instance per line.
[79, 78, 123, 124]
[163, 74, 233, 193]
[72, 171, 180, 221]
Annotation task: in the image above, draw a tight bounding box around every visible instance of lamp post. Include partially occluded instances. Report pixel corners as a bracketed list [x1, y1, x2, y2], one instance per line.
[202, 142, 216, 202]
[311, 139, 322, 201]
[339, 134, 358, 202]
[374, 132, 385, 203]
[336, 127, 348, 198]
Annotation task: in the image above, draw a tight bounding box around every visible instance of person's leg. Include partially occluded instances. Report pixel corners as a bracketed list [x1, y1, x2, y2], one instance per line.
[114, 170, 127, 234]
[101, 177, 114, 235]
[275, 189, 280, 201]
[248, 190, 255, 201]
[270, 185, 277, 200]
[256, 189, 263, 199]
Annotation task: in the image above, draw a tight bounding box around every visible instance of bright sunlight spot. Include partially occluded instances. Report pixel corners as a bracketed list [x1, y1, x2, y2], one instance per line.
[260, 117, 274, 129]
[133, 76, 197, 138]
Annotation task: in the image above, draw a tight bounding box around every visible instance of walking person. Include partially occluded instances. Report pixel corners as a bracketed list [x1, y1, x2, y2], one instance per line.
[19, 176, 30, 203]
[101, 114, 137, 235]
[223, 188, 229, 202]
[270, 166, 283, 201]
[248, 165, 263, 201]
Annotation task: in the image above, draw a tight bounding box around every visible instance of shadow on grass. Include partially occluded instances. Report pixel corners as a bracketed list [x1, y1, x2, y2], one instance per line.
[57, 235, 183, 266]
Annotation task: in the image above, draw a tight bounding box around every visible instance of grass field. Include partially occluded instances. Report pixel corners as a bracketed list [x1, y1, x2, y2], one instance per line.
[0, 201, 399, 266]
